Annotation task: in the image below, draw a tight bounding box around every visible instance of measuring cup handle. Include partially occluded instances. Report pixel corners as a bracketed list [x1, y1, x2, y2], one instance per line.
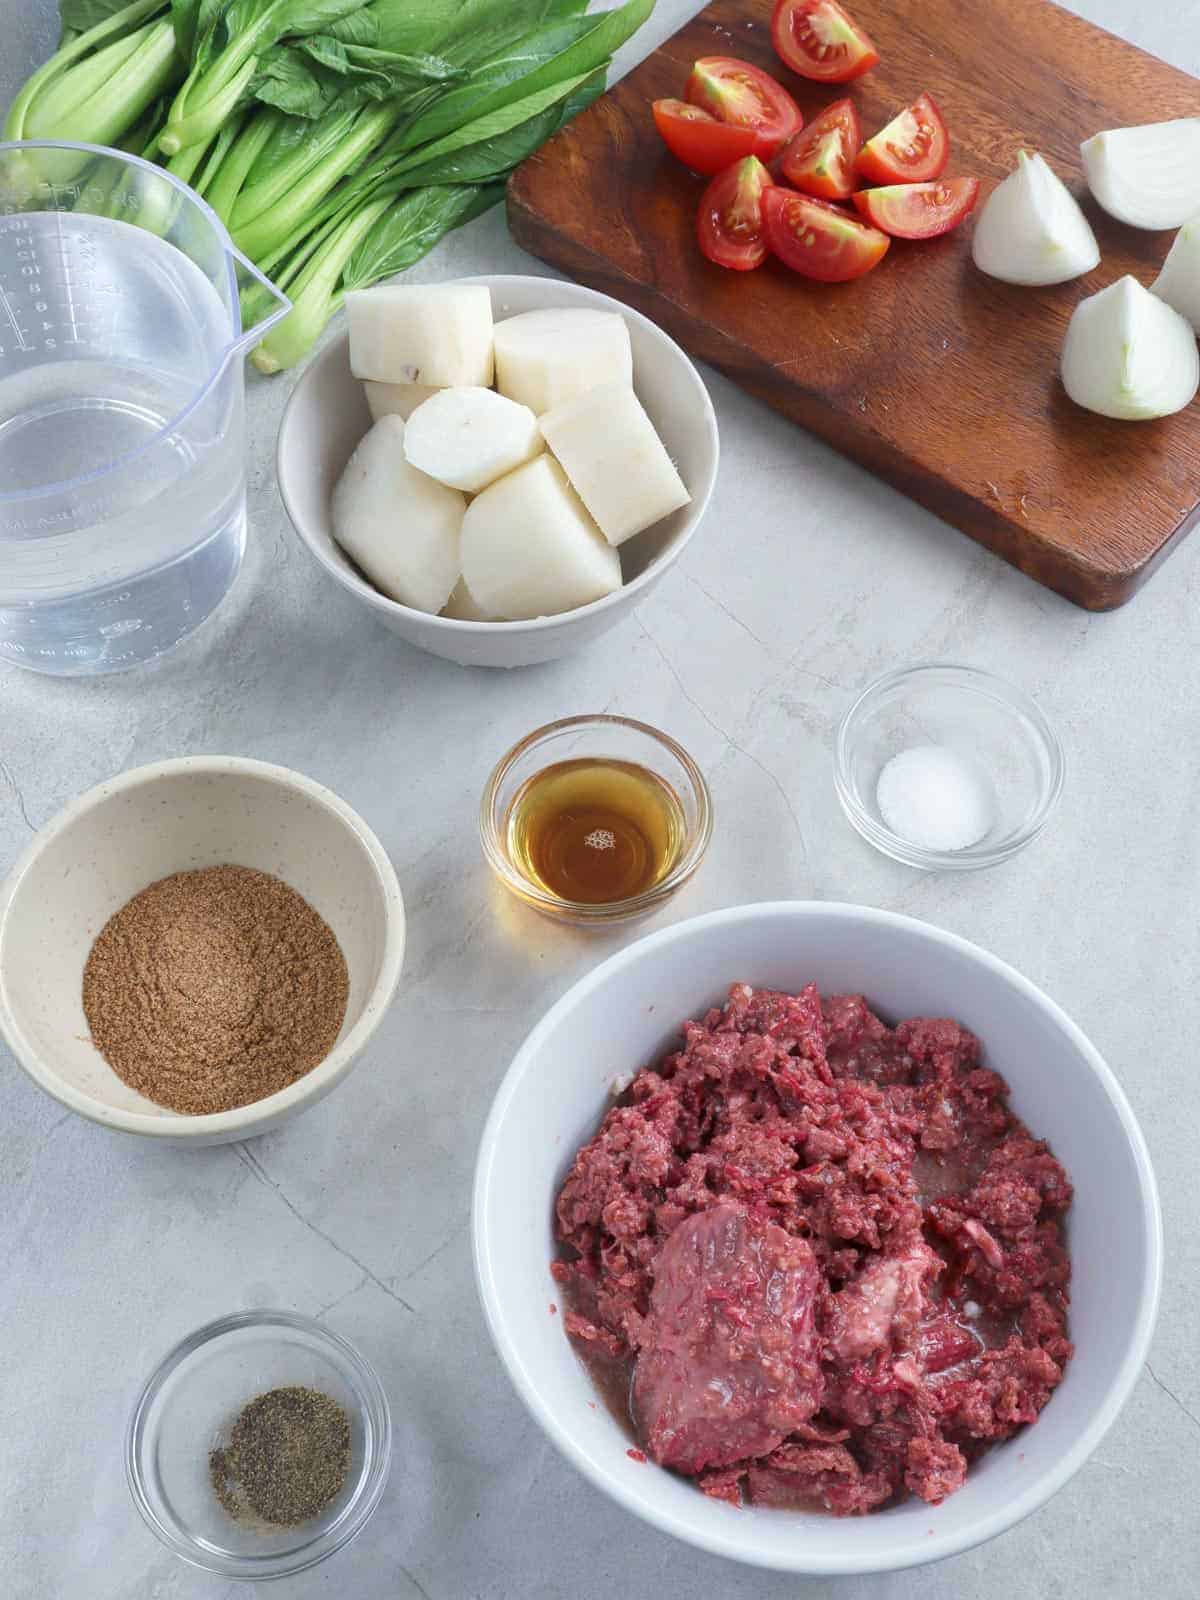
[228, 246, 292, 351]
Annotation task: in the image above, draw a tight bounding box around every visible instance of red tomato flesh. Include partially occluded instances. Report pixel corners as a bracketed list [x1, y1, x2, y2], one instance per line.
[857, 92, 949, 184]
[777, 97, 861, 200]
[652, 98, 761, 175]
[685, 56, 803, 162]
[697, 156, 773, 270]
[762, 187, 889, 280]
[770, 0, 879, 84]
[852, 177, 980, 238]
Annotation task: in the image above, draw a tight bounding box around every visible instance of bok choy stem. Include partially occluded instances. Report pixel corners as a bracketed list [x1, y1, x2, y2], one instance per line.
[3, 0, 177, 144]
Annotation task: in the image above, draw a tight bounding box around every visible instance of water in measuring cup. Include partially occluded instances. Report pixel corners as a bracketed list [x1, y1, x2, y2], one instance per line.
[0, 211, 248, 675]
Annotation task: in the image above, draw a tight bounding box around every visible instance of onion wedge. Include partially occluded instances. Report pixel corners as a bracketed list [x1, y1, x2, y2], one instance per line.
[1081, 120, 1200, 230]
[1151, 216, 1200, 332]
[972, 150, 1099, 285]
[1061, 275, 1199, 420]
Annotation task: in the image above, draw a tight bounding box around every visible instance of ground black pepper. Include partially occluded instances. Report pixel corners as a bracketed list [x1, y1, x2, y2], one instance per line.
[209, 1386, 351, 1528]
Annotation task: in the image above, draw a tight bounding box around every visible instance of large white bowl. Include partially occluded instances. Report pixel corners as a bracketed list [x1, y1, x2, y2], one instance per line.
[276, 274, 719, 669]
[473, 902, 1162, 1575]
[0, 757, 405, 1146]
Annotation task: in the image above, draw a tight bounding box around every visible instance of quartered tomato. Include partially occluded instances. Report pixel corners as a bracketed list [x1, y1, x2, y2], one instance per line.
[770, 0, 879, 84]
[652, 98, 762, 175]
[685, 56, 803, 162]
[697, 156, 773, 270]
[852, 176, 980, 238]
[777, 97, 862, 201]
[857, 92, 949, 185]
[762, 187, 890, 280]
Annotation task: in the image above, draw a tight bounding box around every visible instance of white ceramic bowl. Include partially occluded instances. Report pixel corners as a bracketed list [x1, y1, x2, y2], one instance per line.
[276, 274, 719, 669]
[473, 902, 1162, 1575]
[0, 757, 405, 1145]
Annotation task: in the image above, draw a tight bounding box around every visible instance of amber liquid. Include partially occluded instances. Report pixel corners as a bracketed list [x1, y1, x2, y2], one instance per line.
[505, 759, 687, 904]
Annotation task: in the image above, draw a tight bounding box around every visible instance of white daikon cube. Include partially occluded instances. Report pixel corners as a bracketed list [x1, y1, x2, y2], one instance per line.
[331, 415, 464, 614]
[539, 382, 690, 546]
[461, 455, 621, 620]
[403, 387, 542, 494]
[346, 284, 493, 387]
[492, 308, 632, 414]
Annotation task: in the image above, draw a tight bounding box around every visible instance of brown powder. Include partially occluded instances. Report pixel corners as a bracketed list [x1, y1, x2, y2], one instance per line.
[82, 865, 349, 1115]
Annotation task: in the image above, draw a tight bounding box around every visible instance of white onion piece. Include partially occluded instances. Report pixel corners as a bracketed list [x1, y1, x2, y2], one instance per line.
[972, 151, 1099, 285]
[1151, 216, 1200, 332]
[1061, 275, 1199, 420]
[1082, 120, 1200, 230]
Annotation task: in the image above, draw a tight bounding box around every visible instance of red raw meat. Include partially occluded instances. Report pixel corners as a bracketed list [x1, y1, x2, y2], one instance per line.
[633, 1203, 822, 1474]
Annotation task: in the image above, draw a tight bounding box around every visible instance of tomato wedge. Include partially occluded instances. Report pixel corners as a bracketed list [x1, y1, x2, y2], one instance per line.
[852, 177, 980, 238]
[652, 98, 762, 175]
[685, 56, 803, 162]
[763, 188, 889, 280]
[770, 0, 879, 83]
[778, 97, 862, 201]
[697, 156, 773, 270]
[857, 93, 949, 185]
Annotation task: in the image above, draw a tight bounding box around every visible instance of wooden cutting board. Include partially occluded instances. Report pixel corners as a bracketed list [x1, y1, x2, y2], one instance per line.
[508, 0, 1200, 609]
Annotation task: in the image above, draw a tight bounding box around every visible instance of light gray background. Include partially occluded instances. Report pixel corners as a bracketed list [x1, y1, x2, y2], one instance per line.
[3, 2, 1199, 1595]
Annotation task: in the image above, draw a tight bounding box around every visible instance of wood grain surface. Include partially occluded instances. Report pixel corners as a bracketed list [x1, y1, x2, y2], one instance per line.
[509, 0, 1200, 609]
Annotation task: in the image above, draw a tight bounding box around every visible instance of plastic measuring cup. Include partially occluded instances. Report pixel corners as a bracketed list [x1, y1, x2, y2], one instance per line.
[0, 141, 290, 676]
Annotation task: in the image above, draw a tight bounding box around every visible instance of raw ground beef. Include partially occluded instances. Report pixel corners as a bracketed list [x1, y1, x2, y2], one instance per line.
[552, 984, 1073, 1515]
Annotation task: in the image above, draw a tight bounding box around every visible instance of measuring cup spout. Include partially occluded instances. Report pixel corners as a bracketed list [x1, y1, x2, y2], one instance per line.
[226, 245, 291, 361]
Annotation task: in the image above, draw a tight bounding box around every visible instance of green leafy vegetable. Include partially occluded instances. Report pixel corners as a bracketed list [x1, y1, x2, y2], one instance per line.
[160, 0, 373, 154]
[5, 0, 179, 145]
[59, 0, 150, 39]
[389, 66, 606, 189]
[193, 106, 246, 192]
[252, 36, 457, 118]
[396, 0, 652, 152]
[344, 179, 502, 286]
[232, 100, 401, 256]
[385, 70, 592, 180]
[202, 103, 279, 216]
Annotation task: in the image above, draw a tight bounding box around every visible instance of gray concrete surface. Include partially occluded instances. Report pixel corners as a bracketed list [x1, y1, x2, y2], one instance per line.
[2, 2, 1199, 1595]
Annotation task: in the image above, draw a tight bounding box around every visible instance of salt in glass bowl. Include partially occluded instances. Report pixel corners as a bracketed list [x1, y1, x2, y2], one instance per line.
[833, 664, 1064, 870]
[480, 714, 712, 926]
[126, 1310, 391, 1580]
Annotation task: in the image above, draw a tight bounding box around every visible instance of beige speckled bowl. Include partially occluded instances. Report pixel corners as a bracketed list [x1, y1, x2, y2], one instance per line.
[0, 757, 405, 1145]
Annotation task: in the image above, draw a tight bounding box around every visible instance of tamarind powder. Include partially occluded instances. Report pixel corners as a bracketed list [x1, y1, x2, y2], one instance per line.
[209, 1386, 351, 1527]
[82, 865, 349, 1115]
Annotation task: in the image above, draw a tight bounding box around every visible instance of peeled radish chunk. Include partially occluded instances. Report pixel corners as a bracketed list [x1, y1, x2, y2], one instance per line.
[539, 382, 691, 547]
[345, 283, 493, 387]
[493, 309, 632, 414]
[1061, 275, 1199, 420]
[972, 151, 1099, 286]
[331, 415, 464, 613]
[1151, 218, 1200, 332]
[1082, 120, 1200, 230]
[364, 380, 439, 421]
[461, 455, 621, 620]
[440, 578, 498, 621]
[403, 387, 542, 493]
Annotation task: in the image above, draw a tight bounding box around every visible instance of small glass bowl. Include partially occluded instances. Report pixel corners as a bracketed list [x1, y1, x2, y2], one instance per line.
[480, 714, 713, 926]
[126, 1310, 391, 1581]
[834, 664, 1064, 871]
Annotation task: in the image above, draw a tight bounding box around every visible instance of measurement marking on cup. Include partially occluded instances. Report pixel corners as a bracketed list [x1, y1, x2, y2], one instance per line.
[0, 285, 31, 351]
[52, 206, 80, 347]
